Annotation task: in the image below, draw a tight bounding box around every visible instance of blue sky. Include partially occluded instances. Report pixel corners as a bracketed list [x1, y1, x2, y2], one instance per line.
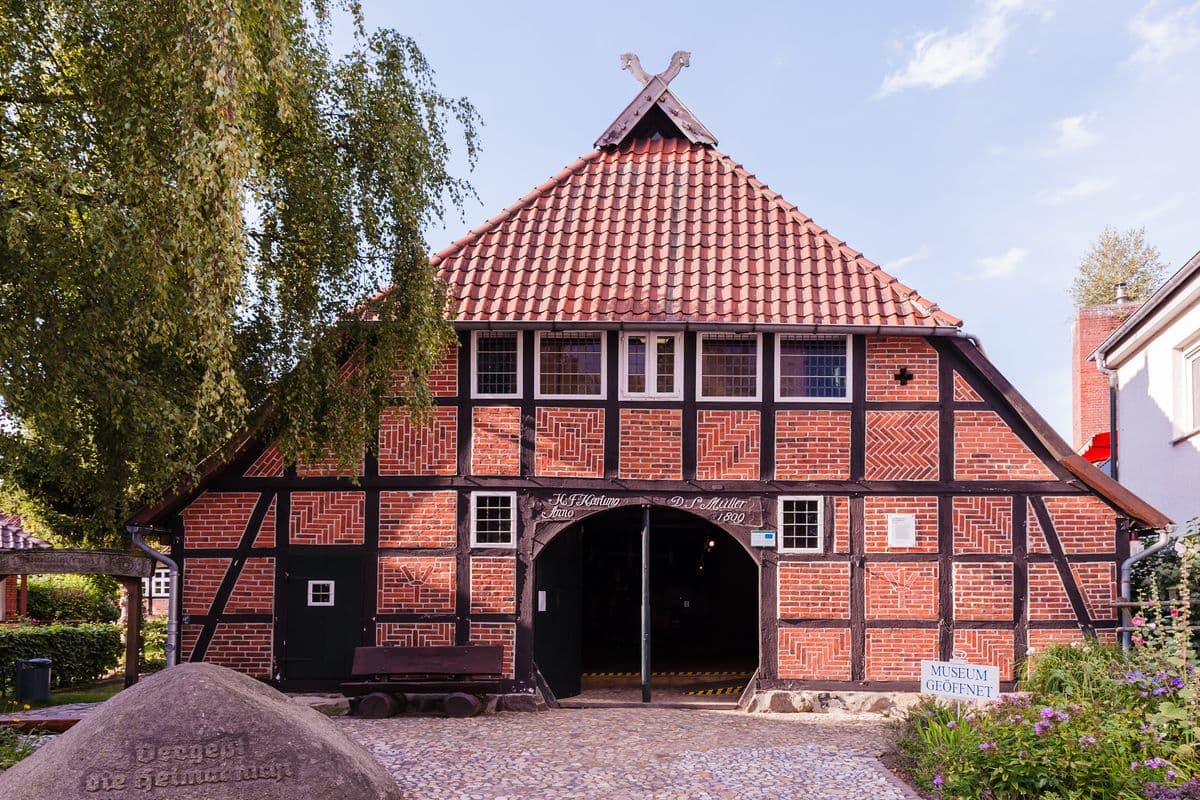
[335, 1, 1200, 436]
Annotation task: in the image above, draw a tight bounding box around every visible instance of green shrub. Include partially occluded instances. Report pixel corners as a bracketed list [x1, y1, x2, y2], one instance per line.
[139, 618, 167, 672]
[0, 624, 123, 696]
[25, 575, 119, 623]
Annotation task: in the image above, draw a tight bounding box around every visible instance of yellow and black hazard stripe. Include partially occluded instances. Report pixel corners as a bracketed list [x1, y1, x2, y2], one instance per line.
[683, 684, 746, 696]
[581, 670, 751, 678]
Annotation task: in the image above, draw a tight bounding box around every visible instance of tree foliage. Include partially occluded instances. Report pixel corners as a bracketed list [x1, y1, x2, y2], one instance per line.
[1071, 226, 1167, 308]
[0, 1, 478, 544]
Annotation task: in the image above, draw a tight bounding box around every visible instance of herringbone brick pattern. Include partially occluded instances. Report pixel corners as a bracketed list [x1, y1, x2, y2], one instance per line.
[183, 558, 229, 615]
[954, 629, 1013, 680]
[226, 558, 274, 614]
[954, 411, 1056, 480]
[377, 556, 456, 614]
[619, 408, 682, 480]
[952, 496, 1012, 554]
[470, 556, 516, 614]
[379, 491, 457, 548]
[696, 410, 760, 480]
[253, 496, 276, 548]
[376, 622, 455, 647]
[953, 371, 983, 402]
[865, 628, 938, 681]
[1044, 496, 1118, 554]
[535, 407, 604, 477]
[777, 628, 851, 680]
[470, 622, 516, 678]
[865, 563, 938, 619]
[833, 497, 850, 553]
[953, 563, 1014, 620]
[1072, 562, 1116, 621]
[244, 445, 284, 477]
[472, 406, 521, 476]
[778, 562, 850, 618]
[864, 496, 939, 552]
[865, 410, 938, 480]
[289, 491, 365, 545]
[866, 336, 939, 401]
[378, 406, 458, 476]
[1028, 563, 1074, 620]
[183, 492, 259, 549]
[775, 410, 851, 480]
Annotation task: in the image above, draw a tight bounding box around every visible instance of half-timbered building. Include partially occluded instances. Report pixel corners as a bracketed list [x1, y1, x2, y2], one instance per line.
[132, 53, 1170, 701]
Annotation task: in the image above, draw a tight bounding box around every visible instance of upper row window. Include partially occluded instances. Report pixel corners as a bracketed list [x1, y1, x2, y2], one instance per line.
[470, 331, 851, 401]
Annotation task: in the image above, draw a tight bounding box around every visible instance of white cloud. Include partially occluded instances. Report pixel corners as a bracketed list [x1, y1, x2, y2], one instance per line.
[877, 0, 1037, 96]
[974, 247, 1029, 280]
[1036, 178, 1113, 206]
[1130, 1, 1200, 65]
[1136, 190, 1197, 221]
[885, 245, 931, 272]
[1048, 114, 1100, 153]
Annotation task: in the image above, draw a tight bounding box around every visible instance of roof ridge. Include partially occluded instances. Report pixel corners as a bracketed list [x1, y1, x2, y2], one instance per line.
[704, 147, 960, 327]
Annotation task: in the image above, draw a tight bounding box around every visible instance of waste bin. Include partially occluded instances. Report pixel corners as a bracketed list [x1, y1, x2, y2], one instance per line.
[15, 657, 51, 703]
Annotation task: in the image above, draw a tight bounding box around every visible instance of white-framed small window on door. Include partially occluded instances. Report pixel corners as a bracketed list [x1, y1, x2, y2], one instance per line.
[307, 580, 335, 607]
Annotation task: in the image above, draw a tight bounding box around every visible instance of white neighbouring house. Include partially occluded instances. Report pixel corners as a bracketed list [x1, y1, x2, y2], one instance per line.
[1092, 250, 1200, 529]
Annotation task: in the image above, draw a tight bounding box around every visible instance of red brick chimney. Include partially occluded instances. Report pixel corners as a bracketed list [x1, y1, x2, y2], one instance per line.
[1072, 291, 1139, 451]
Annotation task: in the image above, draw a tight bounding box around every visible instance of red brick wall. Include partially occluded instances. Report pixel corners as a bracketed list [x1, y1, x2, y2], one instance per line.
[1073, 303, 1135, 450]
[1028, 628, 1085, 651]
[378, 406, 457, 476]
[866, 336, 938, 401]
[865, 563, 938, 619]
[865, 410, 938, 480]
[244, 445, 284, 478]
[472, 406, 521, 476]
[865, 628, 938, 681]
[953, 563, 1013, 620]
[2, 576, 17, 620]
[377, 556, 455, 614]
[1043, 496, 1117, 554]
[952, 496, 1012, 554]
[954, 629, 1014, 681]
[696, 410, 760, 480]
[182, 492, 259, 549]
[775, 410, 851, 480]
[833, 496, 850, 553]
[470, 622, 515, 678]
[778, 562, 850, 618]
[864, 496, 939, 552]
[1073, 562, 1117, 621]
[253, 497, 276, 548]
[778, 628, 850, 680]
[379, 491, 457, 548]
[180, 624, 202, 662]
[619, 408, 682, 480]
[953, 371, 983, 402]
[183, 558, 229, 615]
[204, 623, 272, 678]
[535, 407, 604, 478]
[290, 491, 364, 545]
[1027, 499, 1049, 553]
[470, 556, 516, 614]
[1028, 563, 1074, 621]
[954, 411, 1056, 480]
[376, 622, 455, 647]
[225, 558, 275, 614]
[391, 344, 458, 398]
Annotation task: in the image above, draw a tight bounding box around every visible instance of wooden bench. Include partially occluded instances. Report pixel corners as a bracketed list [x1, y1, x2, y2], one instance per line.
[340, 645, 504, 718]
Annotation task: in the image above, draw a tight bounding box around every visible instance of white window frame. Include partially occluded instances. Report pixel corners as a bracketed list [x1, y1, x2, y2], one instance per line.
[774, 333, 852, 403]
[1186, 343, 1200, 437]
[534, 331, 607, 400]
[470, 330, 523, 400]
[147, 568, 170, 598]
[470, 491, 518, 549]
[697, 332, 762, 401]
[618, 332, 684, 400]
[777, 495, 825, 554]
[307, 580, 335, 607]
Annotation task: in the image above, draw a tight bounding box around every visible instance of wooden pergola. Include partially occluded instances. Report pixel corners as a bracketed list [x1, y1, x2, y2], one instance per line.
[0, 549, 154, 687]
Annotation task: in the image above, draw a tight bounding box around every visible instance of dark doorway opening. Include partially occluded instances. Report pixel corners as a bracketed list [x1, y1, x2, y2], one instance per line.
[534, 506, 758, 700]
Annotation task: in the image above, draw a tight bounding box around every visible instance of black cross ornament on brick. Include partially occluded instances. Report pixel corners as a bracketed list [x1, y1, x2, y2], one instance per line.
[893, 366, 915, 386]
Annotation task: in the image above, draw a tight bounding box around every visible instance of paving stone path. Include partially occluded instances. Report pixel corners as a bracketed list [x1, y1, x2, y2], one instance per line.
[338, 707, 919, 799]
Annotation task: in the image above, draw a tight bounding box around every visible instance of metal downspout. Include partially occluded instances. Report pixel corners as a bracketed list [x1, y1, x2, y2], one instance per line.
[1095, 352, 1119, 480]
[1119, 523, 1190, 650]
[129, 527, 180, 668]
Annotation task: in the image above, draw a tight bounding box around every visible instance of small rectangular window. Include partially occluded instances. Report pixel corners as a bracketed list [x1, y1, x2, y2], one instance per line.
[536, 332, 605, 398]
[471, 492, 517, 548]
[699, 334, 760, 400]
[472, 331, 521, 398]
[1189, 348, 1200, 431]
[778, 496, 823, 553]
[307, 580, 335, 607]
[621, 332, 681, 399]
[151, 568, 170, 598]
[777, 335, 850, 401]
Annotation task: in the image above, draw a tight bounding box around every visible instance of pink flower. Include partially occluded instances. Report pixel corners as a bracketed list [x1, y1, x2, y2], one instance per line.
[1171, 608, 1180, 617]
[933, 774, 944, 788]
[1132, 614, 1147, 627]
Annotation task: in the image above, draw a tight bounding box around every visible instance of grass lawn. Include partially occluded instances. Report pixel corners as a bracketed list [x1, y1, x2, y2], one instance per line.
[3, 679, 123, 711]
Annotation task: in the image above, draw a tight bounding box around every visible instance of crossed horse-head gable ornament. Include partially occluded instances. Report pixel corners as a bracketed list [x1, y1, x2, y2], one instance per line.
[594, 50, 716, 148]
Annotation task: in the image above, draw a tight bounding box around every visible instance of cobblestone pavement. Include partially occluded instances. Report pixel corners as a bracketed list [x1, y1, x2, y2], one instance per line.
[338, 707, 919, 799]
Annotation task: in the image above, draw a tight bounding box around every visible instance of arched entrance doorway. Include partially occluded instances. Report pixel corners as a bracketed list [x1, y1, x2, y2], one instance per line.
[534, 505, 759, 700]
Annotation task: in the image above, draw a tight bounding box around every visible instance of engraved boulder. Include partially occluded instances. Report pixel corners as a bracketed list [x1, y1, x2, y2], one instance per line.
[0, 662, 402, 799]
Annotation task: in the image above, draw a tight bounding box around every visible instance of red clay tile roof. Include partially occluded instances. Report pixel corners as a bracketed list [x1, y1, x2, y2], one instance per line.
[0, 514, 51, 551]
[432, 137, 961, 328]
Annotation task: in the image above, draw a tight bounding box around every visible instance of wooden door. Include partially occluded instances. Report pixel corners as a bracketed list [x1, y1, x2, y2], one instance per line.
[283, 554, 364, 681]
[534, 529, 583, 698]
